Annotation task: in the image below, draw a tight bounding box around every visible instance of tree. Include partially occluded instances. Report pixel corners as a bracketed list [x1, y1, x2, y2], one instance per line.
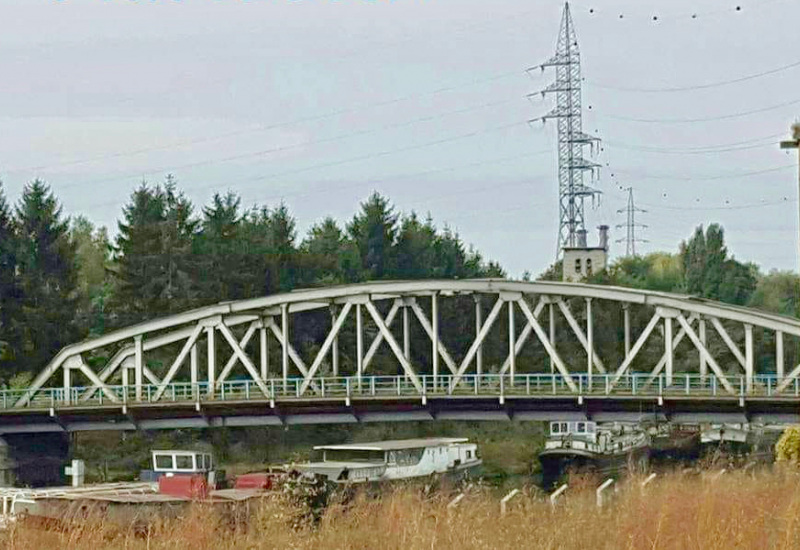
[301, 217, 360, 285]
[395, 213, 436, 279]
[196, 191, 245, 300]
[70, 216, 112, 336]
[347, 192, 398, 280]
[14, 180, 79, 373]
[679, 224, 756, 305]
[0, 182, 19, 373]
[113, 178, 200, 323]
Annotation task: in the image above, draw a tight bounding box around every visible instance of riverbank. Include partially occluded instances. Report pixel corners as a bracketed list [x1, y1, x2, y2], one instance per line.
[4, 468, 800, 549]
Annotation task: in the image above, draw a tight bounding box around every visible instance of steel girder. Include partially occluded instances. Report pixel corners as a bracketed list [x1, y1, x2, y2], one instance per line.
[16, 279, 800, 407]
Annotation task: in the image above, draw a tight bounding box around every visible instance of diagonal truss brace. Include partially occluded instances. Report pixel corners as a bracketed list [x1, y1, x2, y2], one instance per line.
[408, 299, 458, 375]
[611, 312, 661, 387]
[153, 325, 205, 401]
[215, 322, 259, 388]
[516, 298, 577, 392]
[364, 301, 423, 392]
[449, 297, 505, 389]
[362, 300, 402, 373]
[556, 299, 606, 374]
[709, 317, 746, 369]
[499, 298, 546, 375]
[217, 322, 271, 397]
[644, 313, 699, 385]
[299, 303, 353, 394]
[65, 355, 121, 404]
[676, 314, 736, 394]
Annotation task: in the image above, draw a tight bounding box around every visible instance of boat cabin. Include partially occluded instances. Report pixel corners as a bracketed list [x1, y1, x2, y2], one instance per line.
[151, 450, 213, 475]
[299, 438, 481, 482]
[549, 421, 597, 441]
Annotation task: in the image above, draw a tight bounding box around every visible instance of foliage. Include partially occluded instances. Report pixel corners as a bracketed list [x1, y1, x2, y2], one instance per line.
[775, 427, 800, 464]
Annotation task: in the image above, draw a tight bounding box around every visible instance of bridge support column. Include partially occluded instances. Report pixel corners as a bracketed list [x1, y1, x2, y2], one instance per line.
[777, 330, 785, 380]
[0, 433, 69, 488]
[745, 324, 754, 394]
[134, 335, 143, 402]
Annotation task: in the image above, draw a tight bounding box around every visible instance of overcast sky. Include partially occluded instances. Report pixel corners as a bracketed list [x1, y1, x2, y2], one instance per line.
[1, 0, 799, 277]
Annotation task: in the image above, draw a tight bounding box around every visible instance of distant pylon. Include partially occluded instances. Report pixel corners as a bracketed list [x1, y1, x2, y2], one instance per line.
[533, 2, 601, 257]
[616, 187, 648, 256]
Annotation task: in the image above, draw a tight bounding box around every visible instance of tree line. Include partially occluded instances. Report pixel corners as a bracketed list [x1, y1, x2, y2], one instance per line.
[0, 177, 503, 382]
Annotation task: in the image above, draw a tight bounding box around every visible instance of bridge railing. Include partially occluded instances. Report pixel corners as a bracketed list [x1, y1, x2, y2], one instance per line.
[1, 373, 799, 410]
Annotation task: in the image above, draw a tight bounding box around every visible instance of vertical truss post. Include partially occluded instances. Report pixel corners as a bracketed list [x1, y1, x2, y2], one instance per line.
[134, 335, 144, 401]
[190, 343, 198, 387]
[122, 360, 129, 391]
[63, 363, 71, 404]
[356, 303, 364, 383]
[744, 324, 754, 393]
[403, 304, 410, 361]
[586, 298, 593, 388]
[508, 301, 516, 384]
[549, 301, 556, 374]
[475, 296, 483, 376]
[281, 304, 289, 391]
[623, 305, 631, 358]
[777, 331, 785, 379]
[206, 326, 216, 397]
[432, 293, 439, 389]
[260, 323, 268, 381]
[331, 306, 340, 377]
[664, 316, 674, 386]
[699, 318, 707, 381]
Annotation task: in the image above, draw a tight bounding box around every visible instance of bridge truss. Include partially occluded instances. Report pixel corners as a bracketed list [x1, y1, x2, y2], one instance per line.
[6, 280, 800, 428]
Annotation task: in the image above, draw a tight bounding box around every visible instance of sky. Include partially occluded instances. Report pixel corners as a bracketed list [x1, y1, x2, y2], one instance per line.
[0, 0, 799, 278]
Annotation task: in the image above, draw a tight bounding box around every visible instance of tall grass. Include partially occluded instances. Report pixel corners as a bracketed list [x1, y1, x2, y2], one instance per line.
[5, 468, 800, 549]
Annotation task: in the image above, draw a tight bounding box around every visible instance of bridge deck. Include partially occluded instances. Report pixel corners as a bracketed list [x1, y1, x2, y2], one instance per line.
[1, 374, 799, 433]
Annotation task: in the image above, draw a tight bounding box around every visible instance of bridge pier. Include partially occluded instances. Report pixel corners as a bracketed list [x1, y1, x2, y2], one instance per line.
[0, 433, 69, 487]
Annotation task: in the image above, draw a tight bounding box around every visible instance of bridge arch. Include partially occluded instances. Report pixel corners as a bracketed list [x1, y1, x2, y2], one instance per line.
[14, 279, 800, 410]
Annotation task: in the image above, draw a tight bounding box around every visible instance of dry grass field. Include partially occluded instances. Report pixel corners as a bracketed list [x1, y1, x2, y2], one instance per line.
[4, 469, 800, 550]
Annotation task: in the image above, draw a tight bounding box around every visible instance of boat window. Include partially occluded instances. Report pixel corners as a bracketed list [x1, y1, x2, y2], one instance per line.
[154, 454, 173, 470]
[577, 422, 586, 434]
[587, 423, 596, 433]
[466, 450, 472, 459]
[206, 454, 213, 470]
[323, 449, 385, 463]
[586, 259, 593, 276]
[176, 455, 193, 470]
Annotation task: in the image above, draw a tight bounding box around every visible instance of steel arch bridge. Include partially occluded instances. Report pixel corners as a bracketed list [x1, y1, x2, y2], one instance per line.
[4, 279, 800, 433]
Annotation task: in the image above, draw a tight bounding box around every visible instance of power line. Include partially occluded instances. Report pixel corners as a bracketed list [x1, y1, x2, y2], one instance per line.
[5, 70, 525, 175]
[590, 57, 800, 93]
[603, 97, 800, 124]
[614, 163, 796, 182]
[603, 137, 780, 155]
[75, 119, 529, 213]
[47, 96, 521, 192]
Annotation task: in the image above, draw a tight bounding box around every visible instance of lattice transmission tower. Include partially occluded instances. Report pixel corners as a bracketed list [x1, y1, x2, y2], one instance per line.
[534, 2, 601, 256]
[616, 187, 648, 256]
